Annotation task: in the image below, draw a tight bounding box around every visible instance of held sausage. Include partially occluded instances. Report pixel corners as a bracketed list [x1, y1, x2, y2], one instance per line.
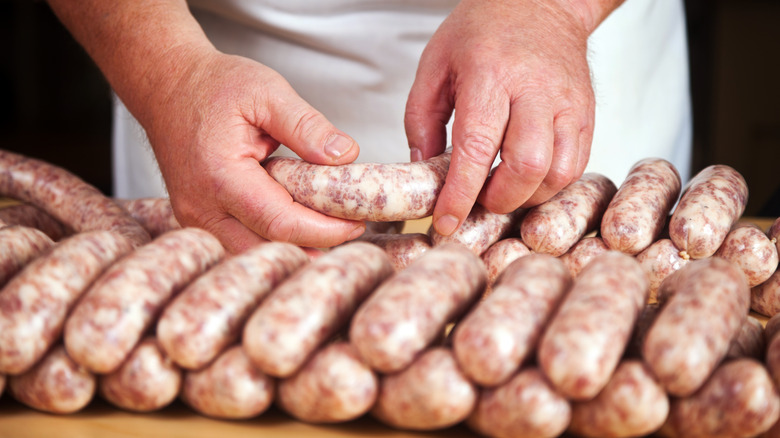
[537, 251, 648, 400]
[0, 225, 54, 288]
[277, 342, 378, 423]
[480, 237, 532, 292]
[0, 230, 135, 375]
[8, 345, 95, 414]
[669, 164, 748, 259]
[725, 314, 765, 361]
[430, 204, 523, 256]
[244, 242, 393, 378]
[642, 257, 750, 396]
[520, 173, 617, 256]
[467, 367, 571, 438]
[349, 243, 486, 373]
[357, 232, 432, 272]
[181, 345, 274, 420]
[715, 222, 779, 287]
[635, 238, 690, 302]
[64, 228, 225, 374]
[568, 360, 669, 438]
[115, 197, 181, 238]
[0, 149, 151, 246]
[98, 336, 181, 412]
[0, 203, 71, 240]
[658, 358, 780, 438]
[751, 269, 780, 317]
[600, 158, 681, 255]
[157, 242, 308, 370]
[263, 150, 451, 221]
[453, 254, 571, 387]
[371, 347, 477, 431]
[557, 236, 609, 279]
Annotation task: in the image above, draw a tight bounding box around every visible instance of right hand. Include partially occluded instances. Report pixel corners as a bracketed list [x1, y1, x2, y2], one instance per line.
[141, 48, 366, 253]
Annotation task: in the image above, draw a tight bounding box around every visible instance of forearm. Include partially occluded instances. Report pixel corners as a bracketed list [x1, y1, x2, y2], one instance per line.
[46, 0, 215, 127]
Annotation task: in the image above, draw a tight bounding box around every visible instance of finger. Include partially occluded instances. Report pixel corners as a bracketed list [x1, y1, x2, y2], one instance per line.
[404, 58, 453, 162]
[431, 81, 509, 236]
[477, 94, 554, 213]
[574, 108, 595, 177]
[262, 82, 360, 165]
[203, 214, 269, 254]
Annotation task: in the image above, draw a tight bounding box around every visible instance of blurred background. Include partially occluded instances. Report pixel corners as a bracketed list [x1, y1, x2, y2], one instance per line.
[1, 0, 778, 216]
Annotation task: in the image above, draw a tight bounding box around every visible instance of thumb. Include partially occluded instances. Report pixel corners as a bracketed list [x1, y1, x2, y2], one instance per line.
[263, 84, 359, 165]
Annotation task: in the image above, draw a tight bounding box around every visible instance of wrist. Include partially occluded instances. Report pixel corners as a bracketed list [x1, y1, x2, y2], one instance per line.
[566, 0, 626, 34]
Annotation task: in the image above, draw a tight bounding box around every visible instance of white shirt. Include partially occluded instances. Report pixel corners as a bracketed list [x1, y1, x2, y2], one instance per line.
[112, 0, 691, 197]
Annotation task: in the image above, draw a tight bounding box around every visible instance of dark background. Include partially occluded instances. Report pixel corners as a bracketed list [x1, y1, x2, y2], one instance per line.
[1, 0, 778, 215]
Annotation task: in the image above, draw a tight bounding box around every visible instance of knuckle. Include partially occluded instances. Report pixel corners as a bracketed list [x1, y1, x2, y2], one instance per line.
[290, 109, 326, 142]
[504, 153, 549, 182]
[458, 131, 499, 165]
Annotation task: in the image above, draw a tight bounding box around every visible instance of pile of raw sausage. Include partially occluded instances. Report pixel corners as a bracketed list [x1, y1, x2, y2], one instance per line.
[1, 148, 780, 438]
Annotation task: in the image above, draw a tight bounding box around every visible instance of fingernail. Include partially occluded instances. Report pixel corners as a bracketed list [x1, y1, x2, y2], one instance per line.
[324, 134, 354, 159]
[410, 147, 423, 162]
[435, 214, 460, 236]
[348, 225, 365, 241]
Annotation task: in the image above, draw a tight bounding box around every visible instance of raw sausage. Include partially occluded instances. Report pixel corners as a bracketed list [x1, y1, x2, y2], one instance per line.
[657, 358, 780, 438]
[558, 236, 608, 279]
[453, 254, 571, 387]
[642, 257, 750, 396]
[600, 158, 681, 255]
[244, 242, 393, 377]
[537, 251, 648, 400]
[715, 222, 779, 287]
[430, 204, 522, 256]
[0, 230, 134, 375]
[181, 345, 274, 420]
[467, 367, 571, 438]
[635, 238, 690, 302]
[480, 237, 532, 291]
[725, 314, 765, 361]
[98, 336, 181, 412]
[8, 345, 95, 414]
[0, 203, 71, 240]
[263, 150, 451, 221]
[350, 243, 486, 373]
[278, 342, 377, 423]
[623, 302, 661, 359]
[357, 232, 431, 272]
[371, 347, 477, 431]
[0, 225, 54, 288]
[752, 269, 780, 317]
[770, 216, 780, 253]
[669, 164, 748, 259]
[520, 173, 617, 256]
[64, 228, 225, 373]
[568, 360, 669, 438]
[115, 197, 180, 238]
[766, 314, 780, 389]
[157, 242, 308, 370]
[0, 149, 151, 246]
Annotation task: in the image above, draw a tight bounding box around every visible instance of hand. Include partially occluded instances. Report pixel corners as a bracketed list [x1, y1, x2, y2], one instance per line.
[406, 0, 604, 236]
[143, 49, 365, 253]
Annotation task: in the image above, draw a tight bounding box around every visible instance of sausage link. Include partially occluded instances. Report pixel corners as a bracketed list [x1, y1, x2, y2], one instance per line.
[181, 345, 274, 420]
[669, 164, 748, 259]
[357, 232, 431, 272]
[115, 197, 181, 238]
[642, 257, 750, 396]
[601, 158, 682, 255]
[568, 360, 669, 438]
[752, 269, 780, 317]
[520, 173, 617, 256]
[558, 236, 609, 279]
[623, 302, 662, 359]
[263, 151, 451, 221]
[467, 367, 571, 438]
[371, 347, 477, 431]
[0, 225, 54, 288]
[0, 231, 135, 375]
[766, 317, 780, 389]
[726, 314, 765, 361]
[636, 238, 690, 302]
[453, 254, 571, 387]
[8, 345, 95, 414]
[244, 242, 393, 377]
[538, 251, 648, 400]
[0, 149, 151, 246]
[770, 216, 780, 254]
[64, 228, 225, 373]
[157, 242, 308, 370]
[98, 336, 181, 412]
[658, 358, 780, 438]
[0, 203, 71, 240]
[278, 342, 378, 423]
[430, 204, 522, 256]
[480, 237, 532, 292]
[767, 312, 780, 345]
[715, 222, 779, 287]
[350, 243, 486, 373]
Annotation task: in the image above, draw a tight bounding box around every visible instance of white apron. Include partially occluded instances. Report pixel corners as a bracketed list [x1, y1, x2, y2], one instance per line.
[112, 0, 691, 198]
